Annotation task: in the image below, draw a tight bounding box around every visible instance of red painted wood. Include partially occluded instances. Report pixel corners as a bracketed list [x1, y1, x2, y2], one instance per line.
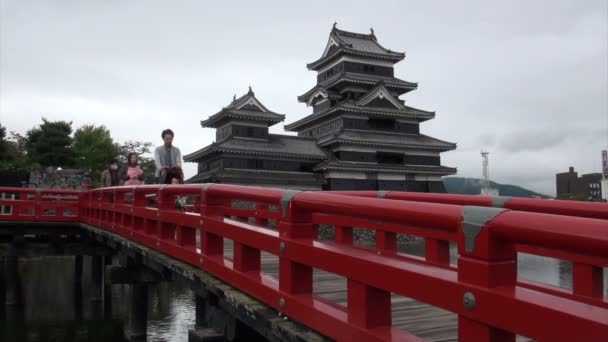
[425, 239, 451, 266]
[2, 185, 608, 342]
[573, 263, 604, 299]
[348, 279, 392, 328]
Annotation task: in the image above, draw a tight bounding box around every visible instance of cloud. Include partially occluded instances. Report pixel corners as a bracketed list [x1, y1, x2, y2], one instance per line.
[500, 130, 566, 153]
[1, 0, 606, 197]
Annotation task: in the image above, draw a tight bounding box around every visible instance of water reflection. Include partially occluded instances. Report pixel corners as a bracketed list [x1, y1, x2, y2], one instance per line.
[1, 246, 607, 341]
[1, 257, 196, 342]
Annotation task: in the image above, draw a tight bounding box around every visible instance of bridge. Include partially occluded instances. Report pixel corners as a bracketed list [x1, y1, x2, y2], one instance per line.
[0, 185, 607, 341]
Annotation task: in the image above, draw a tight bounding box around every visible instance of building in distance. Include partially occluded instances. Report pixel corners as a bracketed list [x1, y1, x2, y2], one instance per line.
[556, 166, 603, 201]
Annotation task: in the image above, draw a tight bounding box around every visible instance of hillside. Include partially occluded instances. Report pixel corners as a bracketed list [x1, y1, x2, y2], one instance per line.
[442, 177, 550, 198]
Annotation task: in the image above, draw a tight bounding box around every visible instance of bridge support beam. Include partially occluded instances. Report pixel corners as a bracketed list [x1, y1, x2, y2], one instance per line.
[188, 290, 265, 342]
[128, 283, 148, 341]
[90, 256, 103, 302]
[4, 241, 22, 306]
[110, 257, 166, 341]
[73, 256, 84, 320]
[188, 328, 224, 342]
[74, 255, 83, 284]
[103, 256, 113, 319]
[195, 293, 205, 328]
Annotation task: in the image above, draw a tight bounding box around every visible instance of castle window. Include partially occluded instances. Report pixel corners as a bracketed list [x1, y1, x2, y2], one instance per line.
[377, 152, 404, 164]
[368, 118, 395, 130]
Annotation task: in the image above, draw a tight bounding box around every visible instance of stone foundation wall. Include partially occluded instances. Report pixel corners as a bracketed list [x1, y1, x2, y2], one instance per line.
[28, 167, 90, 191]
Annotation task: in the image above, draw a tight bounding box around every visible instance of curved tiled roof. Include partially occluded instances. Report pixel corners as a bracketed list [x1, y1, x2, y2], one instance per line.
[312, 160, 457, 175]
[307, 26, 405, 70]
[298, 73, 417, 102]
[201, 88, 285, 127]
[317, 129, 456, 152]
[184, 134, 327, 162]
[285, 101, 435, 131]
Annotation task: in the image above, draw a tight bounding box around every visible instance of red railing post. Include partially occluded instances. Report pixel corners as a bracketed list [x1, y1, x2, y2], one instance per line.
[255, 203, 269, 227]
[347, 279, 392, 329]
[78, 192, 87, 222]
[278, 190, 313, 297]
[233, 242, 261, 272]
[376, 230, 397, 253]
[349, 229, 393, 330]
[457, 206, 516, 342]
[201, 185, 224, 257]
[425, 239, 450, 266]
[335, 225, 353, 244]
[34, 189, 41, 220]
[572, 263, 604, 299]
[132, 187, 148, 208]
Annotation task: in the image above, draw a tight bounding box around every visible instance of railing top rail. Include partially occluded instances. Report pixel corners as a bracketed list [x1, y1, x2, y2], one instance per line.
[294, 191, 464, 232]
[489, 210, 608, 258]
[0, 187, 81, 195]
[329, 190, 608, 220]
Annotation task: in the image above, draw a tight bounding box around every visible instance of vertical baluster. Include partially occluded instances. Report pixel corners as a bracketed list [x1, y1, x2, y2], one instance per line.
[278, 191, 313, 305]
[201, 187, 224, 258]
[426, 238, 451, 266]
[255, 203, 269, 227]
[347, 279, 391, 329]
[335, 225, 353, 244]
[573, 263, 603, 299]
[376, 230, 396, 253]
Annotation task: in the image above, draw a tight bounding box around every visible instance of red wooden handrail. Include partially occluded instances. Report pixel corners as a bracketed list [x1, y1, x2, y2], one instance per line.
[2, 185, 607, 341]
[328, 191, 608, 220]
[0, 187, 80, 221]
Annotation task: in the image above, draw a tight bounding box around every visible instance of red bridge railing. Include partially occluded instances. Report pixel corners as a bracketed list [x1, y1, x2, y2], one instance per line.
[1, 185, 607, 341]
[0, 187, 80, 221]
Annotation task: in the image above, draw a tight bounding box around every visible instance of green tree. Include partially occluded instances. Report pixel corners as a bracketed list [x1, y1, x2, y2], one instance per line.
[117, 140, 156, 184]
[557, 193, 593, 202]
[73, 124, 118, 182]
[0, 122, 7, 158]
[0, 123, 30, 171]
[26, 118, 74, 167]
[8, 131, 27, 157]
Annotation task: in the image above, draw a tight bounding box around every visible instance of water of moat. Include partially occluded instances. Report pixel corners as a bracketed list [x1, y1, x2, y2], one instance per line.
[1, 241, 606, 342]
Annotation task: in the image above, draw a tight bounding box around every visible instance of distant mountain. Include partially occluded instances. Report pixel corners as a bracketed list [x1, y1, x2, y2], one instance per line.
[442, 177, 550, 198]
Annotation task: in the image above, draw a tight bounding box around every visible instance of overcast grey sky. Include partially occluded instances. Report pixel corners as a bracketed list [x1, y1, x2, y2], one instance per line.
[1, 0, 606, 195]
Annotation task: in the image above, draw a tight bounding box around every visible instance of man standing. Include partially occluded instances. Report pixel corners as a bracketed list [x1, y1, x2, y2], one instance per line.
[154, 129, 183, 184]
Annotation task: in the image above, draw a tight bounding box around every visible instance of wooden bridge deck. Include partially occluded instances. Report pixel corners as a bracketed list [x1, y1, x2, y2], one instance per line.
[223, 240, 531, 342]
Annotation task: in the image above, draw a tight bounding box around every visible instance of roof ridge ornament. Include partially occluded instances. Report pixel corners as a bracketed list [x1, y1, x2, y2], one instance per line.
[370, 27, 377, 41]
[333, 22, 337, 30]
[232, 94, 236, 102]
[248, 85, 254, 96]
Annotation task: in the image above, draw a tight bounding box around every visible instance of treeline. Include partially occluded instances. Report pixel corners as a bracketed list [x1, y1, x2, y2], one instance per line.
[0, 119, 156, 185]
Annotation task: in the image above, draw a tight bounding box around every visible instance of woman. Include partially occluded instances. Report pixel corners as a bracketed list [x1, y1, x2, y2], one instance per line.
[121, 153, 145, 186]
